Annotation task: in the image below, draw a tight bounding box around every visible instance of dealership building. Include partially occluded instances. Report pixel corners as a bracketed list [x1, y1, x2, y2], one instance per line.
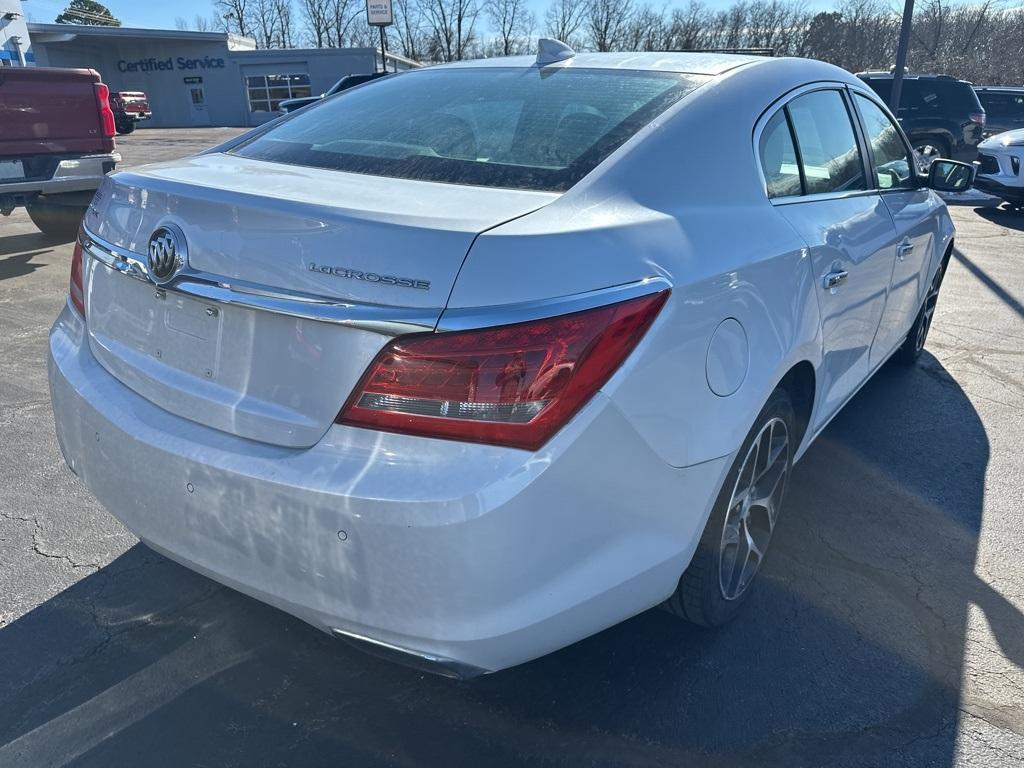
[1, 1, 415, 128]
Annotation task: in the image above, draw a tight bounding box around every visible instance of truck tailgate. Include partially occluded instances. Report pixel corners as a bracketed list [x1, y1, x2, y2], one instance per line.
[0, 67, 113, 157]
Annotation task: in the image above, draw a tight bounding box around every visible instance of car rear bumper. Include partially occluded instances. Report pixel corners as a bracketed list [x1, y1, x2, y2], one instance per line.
[48, 304, 730, 674]
[0, 152, 119, 197]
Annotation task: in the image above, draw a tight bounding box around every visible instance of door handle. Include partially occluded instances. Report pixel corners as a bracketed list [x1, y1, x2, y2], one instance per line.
[897, 243, 914, 261]
[823, 270, 849, 291]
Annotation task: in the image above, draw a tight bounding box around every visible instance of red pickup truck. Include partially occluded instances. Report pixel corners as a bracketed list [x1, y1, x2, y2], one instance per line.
[0, 67, 120, 238]
[110, 90, 152, 135]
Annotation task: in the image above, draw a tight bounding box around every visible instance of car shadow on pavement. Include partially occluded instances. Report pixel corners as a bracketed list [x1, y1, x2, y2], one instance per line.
[0, 230, 67, 281]
[974, 204, 1024, 233]
[0, 252, 52, 282]
[0, 231, 70, 257]
[0, 355, 1019, 767]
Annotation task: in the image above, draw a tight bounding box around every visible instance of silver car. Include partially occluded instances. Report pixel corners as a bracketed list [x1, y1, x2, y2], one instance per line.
[49, 45, 974, 676]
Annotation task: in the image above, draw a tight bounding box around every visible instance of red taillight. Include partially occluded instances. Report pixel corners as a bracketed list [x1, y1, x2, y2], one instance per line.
[970, 112, 986, 126]
[70, 239, 85, 318]
[338, 290, 669, 450]
[94, 83, 116, 138]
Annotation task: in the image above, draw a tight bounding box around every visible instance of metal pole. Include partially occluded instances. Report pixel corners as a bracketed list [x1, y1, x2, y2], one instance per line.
[890, 0, 915, 114]
[379, 26, 387, 73]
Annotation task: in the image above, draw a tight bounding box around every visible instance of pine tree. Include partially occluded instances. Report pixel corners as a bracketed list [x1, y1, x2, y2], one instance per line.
[55, 0, 122, 27]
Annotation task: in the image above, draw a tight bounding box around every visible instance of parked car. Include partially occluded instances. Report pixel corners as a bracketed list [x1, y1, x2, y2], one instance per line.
[279, 72, 389, 113]
[1, 66, 119, 239]
[857, 72, 986, 163]
[974, 129, 1024, 206]
[109, 90, 152, 135]
[49, 48, 973, 677]
[974, 86, 1024, 137]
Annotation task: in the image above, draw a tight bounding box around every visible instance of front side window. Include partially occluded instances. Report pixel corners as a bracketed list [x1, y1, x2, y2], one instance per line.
[787, 90, 866, 195]
[855, 93, 915, 190]
[231, 67, 708, 192]
[758, 109, 802, 198]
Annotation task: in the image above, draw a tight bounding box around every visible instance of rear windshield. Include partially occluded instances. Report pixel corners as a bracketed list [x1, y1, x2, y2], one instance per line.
[231, 67, 708, 192]
[864, 78, 982, 113]
[977, 91, 1024, 117]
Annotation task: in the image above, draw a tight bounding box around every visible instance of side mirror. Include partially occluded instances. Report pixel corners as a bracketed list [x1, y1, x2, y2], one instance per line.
[928, 159, 975, 193]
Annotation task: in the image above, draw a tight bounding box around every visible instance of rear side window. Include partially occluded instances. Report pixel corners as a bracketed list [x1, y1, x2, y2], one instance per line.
[758, 110, 802, 198]
[904, 79, 981, 114]
[787, 90, 866, 195]
[232, 67, 708, 192]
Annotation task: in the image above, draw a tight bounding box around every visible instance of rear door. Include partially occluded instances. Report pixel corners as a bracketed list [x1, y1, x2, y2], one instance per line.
[761, 87, 898, 422]
[850, 90, 944, 365]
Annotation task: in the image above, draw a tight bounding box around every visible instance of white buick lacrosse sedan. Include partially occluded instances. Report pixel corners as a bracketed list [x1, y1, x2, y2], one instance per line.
[48, 44, 974, 677]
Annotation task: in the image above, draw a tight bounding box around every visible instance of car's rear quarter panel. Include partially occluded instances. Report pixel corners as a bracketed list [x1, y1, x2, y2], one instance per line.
[449, 59, 830, 468]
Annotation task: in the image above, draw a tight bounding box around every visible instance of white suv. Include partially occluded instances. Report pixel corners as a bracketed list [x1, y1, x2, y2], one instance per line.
[975, 129, 1024, 206]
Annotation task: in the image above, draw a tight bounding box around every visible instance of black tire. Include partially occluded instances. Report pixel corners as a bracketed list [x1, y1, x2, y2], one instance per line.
[116, 120, 136, 135]
[894, 262, 945, 365]
[664, 387, 795, 627]
[25, 193, 89, 241]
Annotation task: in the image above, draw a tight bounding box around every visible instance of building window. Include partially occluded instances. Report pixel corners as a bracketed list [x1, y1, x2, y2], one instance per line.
[246, 73, 311, 113]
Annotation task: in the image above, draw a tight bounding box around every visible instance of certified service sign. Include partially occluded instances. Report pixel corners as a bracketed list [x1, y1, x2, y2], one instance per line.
[366, 0, 393, 26]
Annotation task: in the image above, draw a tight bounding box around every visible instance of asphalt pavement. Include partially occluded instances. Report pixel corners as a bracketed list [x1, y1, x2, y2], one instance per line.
[1, 127, 1022, 767]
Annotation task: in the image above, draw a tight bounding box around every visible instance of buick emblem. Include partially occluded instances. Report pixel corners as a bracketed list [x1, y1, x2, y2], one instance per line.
[147, 225, 187, 284]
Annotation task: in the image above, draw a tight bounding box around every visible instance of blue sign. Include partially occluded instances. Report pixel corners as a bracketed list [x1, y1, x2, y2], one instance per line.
[117, 56, 226, 73]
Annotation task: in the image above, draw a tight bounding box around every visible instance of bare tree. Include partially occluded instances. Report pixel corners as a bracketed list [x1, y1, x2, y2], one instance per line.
[252, 0, 277, 46]
[622, 4, 672, 51]
[177, 12, 218, 31]
[274, 0, 295, 46]
[585, 0, 633, 51]
[393, 0, 429, 59]
[214, 0, 252, 36]
[327, 0, 362, 47]
[486, 0, 534, 55]
[543, 0, 586, 47]
[422, 0, 480, 61]
[298, 0, 331, 46]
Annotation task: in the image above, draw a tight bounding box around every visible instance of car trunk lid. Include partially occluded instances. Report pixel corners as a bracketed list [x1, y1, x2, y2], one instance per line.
[82, 154, 557, 447]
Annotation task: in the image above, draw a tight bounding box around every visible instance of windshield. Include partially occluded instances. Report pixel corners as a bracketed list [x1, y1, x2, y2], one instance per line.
[231, 67, 708, 192]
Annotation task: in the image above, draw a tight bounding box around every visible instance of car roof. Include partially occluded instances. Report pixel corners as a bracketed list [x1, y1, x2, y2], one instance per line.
[433, 51, 769, 76]
[975, 86, 1024, 92]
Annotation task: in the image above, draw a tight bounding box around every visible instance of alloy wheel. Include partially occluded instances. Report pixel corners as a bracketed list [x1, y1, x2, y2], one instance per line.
[913, 144, 943, 171]
[718, 416, 790, 601]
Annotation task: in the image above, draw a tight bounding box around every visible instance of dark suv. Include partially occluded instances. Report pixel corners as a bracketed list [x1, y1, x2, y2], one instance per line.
[857, 72, 986, 163]
[974, 87, 1024, 137]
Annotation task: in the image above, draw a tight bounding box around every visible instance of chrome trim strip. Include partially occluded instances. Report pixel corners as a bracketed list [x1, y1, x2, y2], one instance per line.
[80, 228, 439, 337]
[81, 228, 672, 338]
[437, 276, 673, 332]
